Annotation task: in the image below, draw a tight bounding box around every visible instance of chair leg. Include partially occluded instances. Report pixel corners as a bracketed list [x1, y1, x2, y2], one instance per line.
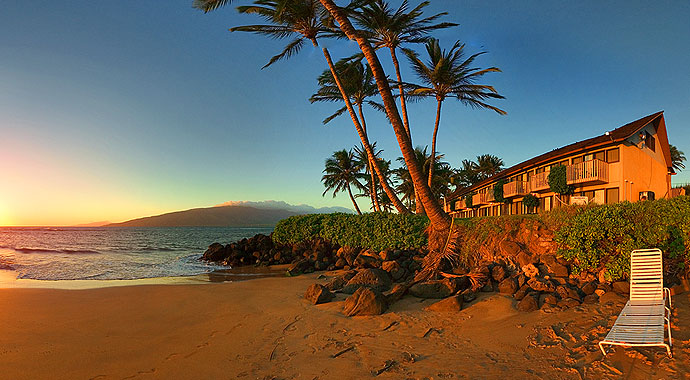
[599, 342, 608, 356]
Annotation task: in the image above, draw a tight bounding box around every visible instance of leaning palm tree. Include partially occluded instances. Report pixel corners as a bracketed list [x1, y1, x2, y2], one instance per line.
[404, 38, 506, 191]
[352, 0, 457, 140]
[322, 149, 365, 214]
[670, 144, 686, 172]
[317, 0, 453, 235]
[198, 0, 409, 214]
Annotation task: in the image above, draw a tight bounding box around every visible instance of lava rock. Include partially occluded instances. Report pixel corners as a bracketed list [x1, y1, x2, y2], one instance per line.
[527, 277, 556, 292]
[409, 279, 458, 299]
[304, 284, 334, 305]
[517, 293, 539, 312]
[343, 287, 387, 316]
[381, 260, 405, 282]
[342, 268, 392, 294]
[287, 258, 312, 276]
[498, 277, 518, 295]
[424, 295, 464, 312]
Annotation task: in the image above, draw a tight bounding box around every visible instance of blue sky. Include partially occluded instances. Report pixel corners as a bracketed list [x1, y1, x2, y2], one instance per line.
[1, 1, 688, 225]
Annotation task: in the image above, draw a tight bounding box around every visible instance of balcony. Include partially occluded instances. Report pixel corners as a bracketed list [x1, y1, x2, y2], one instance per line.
[503, 180, 530, 198]
[472, 192, 490, 206]
[530, 171, 550, 192]
[453, 200, 466, 212]
[567, 159, 609, 185]
[485, 190, 496, 202]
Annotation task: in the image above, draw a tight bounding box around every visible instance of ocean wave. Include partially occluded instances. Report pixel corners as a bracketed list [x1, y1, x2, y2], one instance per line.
[11, 247, 101, 255]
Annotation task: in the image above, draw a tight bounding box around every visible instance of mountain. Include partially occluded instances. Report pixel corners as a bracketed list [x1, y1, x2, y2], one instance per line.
[72, 221, 111, 227]
[107, 201, 353, 227]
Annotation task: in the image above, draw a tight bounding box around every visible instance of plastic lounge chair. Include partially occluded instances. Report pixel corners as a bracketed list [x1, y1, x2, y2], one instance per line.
[599, 249, 673, 357]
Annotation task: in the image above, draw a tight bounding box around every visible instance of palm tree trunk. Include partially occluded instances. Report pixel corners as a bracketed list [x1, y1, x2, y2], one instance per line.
[318, 0, 449, 232]
[347, 183, 362, 215]
[357, 103, 381, 212]
[428, 99, 442, 188]
[389, 47, 411, 140]
[319, 45, 409, 214]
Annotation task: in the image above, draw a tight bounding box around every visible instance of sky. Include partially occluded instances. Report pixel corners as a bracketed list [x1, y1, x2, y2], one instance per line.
[1, 1, 689, 226]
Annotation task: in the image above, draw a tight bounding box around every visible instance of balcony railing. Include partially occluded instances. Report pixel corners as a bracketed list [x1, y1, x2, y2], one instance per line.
[530, 171, 550, 192]
[503, 180, 530, 198]
[485, 190, 496, 202]
[472, 192, 488, 206]
[453, 200, 466, 211]
[567, 159, 609, 185]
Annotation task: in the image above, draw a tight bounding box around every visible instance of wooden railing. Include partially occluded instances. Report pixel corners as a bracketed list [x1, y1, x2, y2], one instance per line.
[485, 190, 496, 202]
[472, 192, 488, 206]
[530, 171, 550, 191]
[503, 180, 530, 198]
[567, 159, 609, 184]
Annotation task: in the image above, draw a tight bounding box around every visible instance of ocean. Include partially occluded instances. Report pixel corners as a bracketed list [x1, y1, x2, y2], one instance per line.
[0, 226, 273, 281]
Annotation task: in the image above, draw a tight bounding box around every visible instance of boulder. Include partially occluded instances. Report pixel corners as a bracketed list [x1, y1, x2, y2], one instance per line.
[522, 264, 539, 278]
[342, 268, 392, 294]
[556, 285, 581, 301]
[517, 293, 539, 312]
[498, 277, 518, 295]
[202, 243, 227, 262]
[304, 284, 334, 305]
[381, 260, 405, 281]
[325, 271, 357, 291]
[612, 281, 630, 294]
[287, 258, 312, 276]
[540, 254, 569, 277]
[337, 246, 360, 266]
[500, 240, 523, 257]
[461, 289, 477, 303]
[334, 258, 347, 268]
[379, 249, 400, 261]
[424, 295, 464, 312]
[353, 250, 383, 269]
[409, 279, 459, 299]
[581, 281, 597, 296]
[492, 265, 508, 282]
[514, 284, 531, 300]
[583, 294, 599, 304]
[343, 287, 388, 316]
[527, 277, 556, 292]
[516, 251, 536, 267]
[557, 298, 581, 309]
[543, 293, 559, 305]
[594, 289, 606, 297]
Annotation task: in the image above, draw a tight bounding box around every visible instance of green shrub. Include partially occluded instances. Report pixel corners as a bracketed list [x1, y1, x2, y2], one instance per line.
[272, 212, 430, 250]
[465, 193, 473, 208]
[493, 179, 507, 203]
[523, 194, 539, 211]
[548, 165, 573, 195]
[555, 196, 690, 281]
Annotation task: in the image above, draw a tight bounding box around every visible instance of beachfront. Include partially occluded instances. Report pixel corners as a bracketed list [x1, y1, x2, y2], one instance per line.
[1, 272, 689, 379]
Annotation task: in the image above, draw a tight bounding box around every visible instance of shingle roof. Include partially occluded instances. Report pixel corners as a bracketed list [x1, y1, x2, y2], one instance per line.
[450, 111, 665, 198]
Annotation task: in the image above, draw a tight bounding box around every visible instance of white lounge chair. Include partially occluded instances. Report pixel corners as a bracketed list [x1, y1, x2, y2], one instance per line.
[599, 249, 673, 357]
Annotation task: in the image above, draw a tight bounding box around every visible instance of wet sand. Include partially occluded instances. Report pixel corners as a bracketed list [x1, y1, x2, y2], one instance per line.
[1, 271, 688, 379]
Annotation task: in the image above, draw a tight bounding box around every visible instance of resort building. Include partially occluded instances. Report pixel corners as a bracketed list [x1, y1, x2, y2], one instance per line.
[445, 112, 675, 217]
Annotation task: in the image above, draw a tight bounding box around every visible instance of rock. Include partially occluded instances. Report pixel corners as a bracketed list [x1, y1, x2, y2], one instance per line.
[325, 271, 357, 291]
[599, 291, 625, 305]
[558, 298, 581, 309]
[527, 278, 556, 292]
[514, 284, 531, 300]
[594, 289, 606, 297]
[543, 293, 559, 305]
[424, 295, 464, 312]
[612, 281, 630, 294]
[583, 294, 599, 304]
[556, 285, 580, 300]
[342, 268, 392, 294]
[409, 279, 458, 299]
[381, 260, 405, 281]
[517, 293, 539, 312]
[287, 258, 312, 276]
[334, 258, 347, 268]
[581, 281, 597, 295]
[522, 264, 539, 278]
[461, 289, 477, 303]
[516, 251, 535, 267]
[343, 287, 388, 316]
[379, 249, 399, 261]
[539, 254, 569, 277]
[517, 274, 527, 288]
[492, 265, 508, 282]
[498, 277, 518, 295]
[353, 250, 383, 268]
[481, 281, 494, 293]
[500, 240, 522, 257]
[337, 246, 360, 266]
[304, 284, 334, 305]
[314, 260, 328, 271]
[202, 243, 227, 262]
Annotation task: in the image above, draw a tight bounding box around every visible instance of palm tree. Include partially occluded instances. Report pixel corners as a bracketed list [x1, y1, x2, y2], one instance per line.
[405, 38, 506, 192]
[322, 149, 365, 214]
[352, 0, 457, 140]
[198, 0, 409, 214]
[352, 142, 383, 211]
[670, 144, 686, 172]
[395, 146, 452, 210]
[475, 154, 504, 180]
[318, 0, 451, 234]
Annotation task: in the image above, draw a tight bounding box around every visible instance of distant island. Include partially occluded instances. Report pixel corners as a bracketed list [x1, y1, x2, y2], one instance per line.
[106, 201, 353, 227]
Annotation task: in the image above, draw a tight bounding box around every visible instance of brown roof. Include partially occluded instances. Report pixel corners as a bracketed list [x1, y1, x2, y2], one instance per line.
[451, 111, 666, 198]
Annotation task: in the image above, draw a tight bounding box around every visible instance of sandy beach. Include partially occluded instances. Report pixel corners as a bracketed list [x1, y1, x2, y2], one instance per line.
[1, 271, 688, 380]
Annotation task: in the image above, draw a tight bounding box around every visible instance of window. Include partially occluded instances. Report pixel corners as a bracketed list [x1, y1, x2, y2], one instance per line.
[581, 190, 595, 200]
[560, 160, 569, 166]
[572, 156, 583, 165]
[645, 132, 656, 152]
[606, 148, 619, 163]
[606, 188, 619, 204]
[594, 151, 605, 161]
[515, 201, 522, 215]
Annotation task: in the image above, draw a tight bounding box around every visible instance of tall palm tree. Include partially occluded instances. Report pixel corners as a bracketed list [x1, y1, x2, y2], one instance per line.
[318, 0, 451, 234]
[395, 146, 452, 210]
[475, 154, 504, 180]
[322, 149, 365, 214]
[404, 38, 506, 191]
[352, 0, 457, 140]
[198, 0, 409, 214]
[310, 60, 386, 212]
[670, 144, 686, 172]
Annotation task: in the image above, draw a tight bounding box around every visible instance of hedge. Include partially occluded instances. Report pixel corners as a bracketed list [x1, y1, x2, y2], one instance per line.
[272, 212, 430, 251]
[556, 196, 690, 281]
